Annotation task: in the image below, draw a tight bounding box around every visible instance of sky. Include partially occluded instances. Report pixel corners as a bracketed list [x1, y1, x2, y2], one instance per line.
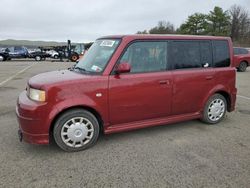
[0, 0, 249, 42]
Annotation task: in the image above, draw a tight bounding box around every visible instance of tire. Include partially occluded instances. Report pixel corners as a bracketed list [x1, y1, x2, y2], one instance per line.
[238, 61, 247, 72]
[54, 55, 59, 59]
[53, 109, 100, 152]
[0, 55, 4, 61]
[202, 94, 227, 124]
[35, 55, 42, 61]
[70, 54, 79, 62]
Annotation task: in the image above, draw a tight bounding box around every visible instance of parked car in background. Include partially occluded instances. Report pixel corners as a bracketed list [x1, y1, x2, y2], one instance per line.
[16, 35, 237, 152]
[46, 50, 59, 59]
[233, 47, 250, 72]
[5, 46, 50, 61]
[6, 46, 29, 59]
[28, 49, 50, 61]
[0, 51, 10, 61]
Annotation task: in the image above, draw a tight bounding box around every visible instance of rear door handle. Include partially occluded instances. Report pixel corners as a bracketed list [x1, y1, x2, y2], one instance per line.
[206, 76, 214, 80]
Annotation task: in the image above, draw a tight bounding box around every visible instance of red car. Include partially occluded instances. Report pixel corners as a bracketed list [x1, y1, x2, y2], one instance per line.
[233, 47, 250, 72]
[16, 35, 237, 152]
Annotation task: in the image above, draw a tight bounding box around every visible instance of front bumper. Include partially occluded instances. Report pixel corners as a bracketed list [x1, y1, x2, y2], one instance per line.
[16, 91, 50, 145]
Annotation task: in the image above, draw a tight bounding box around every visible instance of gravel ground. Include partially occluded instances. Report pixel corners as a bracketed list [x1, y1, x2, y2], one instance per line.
[0, 60, 249, 188]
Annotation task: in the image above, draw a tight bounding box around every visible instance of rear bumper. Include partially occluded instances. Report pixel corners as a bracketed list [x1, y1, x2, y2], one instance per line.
[16, 91, 50, 145]
[229, 88, 237, 112]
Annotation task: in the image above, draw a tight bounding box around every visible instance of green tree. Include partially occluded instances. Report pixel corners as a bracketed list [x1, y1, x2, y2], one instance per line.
[178, 13, 208, 35]
[207, 6, 231, 36]
[137, 30, 148, 34]
[149, 21, 175, 34]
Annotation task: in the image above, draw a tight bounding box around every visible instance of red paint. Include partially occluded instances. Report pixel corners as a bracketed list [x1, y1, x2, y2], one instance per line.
[16, 35, 237, 145]
[233, 50, 250, 68]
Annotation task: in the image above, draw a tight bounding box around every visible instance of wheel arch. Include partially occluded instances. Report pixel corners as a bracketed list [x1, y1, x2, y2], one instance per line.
[49, 105, 104, 142]
[214, 90, 231, 112]
[202, 86, 232, 113]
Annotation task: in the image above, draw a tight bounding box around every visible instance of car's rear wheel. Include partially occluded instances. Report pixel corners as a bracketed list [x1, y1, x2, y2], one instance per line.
[202, 94, 227, 124]
[53, 109, 100, 152]
[54, 55, 59, 59]
[238, 61, 247, 72]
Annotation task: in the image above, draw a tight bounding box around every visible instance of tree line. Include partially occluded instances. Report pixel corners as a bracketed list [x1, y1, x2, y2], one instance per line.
[137, 5, 250, 46]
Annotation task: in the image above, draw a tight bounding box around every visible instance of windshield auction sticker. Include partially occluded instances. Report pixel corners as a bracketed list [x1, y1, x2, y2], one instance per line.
[100, 40, 115, 47]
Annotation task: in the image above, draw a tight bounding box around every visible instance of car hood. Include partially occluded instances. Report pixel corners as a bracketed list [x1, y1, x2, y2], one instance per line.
[28, 70, 94, 89]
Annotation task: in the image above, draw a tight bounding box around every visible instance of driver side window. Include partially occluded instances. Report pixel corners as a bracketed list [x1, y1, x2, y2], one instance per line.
[119, 41, 167, 73]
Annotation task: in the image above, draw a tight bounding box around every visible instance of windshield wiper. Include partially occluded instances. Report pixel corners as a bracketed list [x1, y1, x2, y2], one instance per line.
[74, 66, 87, 72]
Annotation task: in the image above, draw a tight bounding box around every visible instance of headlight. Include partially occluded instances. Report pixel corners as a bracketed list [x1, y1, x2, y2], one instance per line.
[29, 88, 46, 102]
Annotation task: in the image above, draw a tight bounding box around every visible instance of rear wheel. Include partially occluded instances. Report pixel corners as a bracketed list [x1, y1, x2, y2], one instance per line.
[53, 109, 100, 152]
[202, 94, 227, 124]
[238, 61, 247, 72]
[54, 54, 59, 59]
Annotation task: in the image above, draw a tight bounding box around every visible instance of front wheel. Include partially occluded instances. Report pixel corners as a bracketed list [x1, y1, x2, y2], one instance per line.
[53, 109, 100, 152]
[202, 94, 227, 124]
[70, 53, 79, 62]
[0, 55, 4, 61]
[35, 55, 42, 61]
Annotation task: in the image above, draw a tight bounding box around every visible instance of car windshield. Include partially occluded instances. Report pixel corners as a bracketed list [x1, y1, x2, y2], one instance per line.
[74, 39, 120, 73]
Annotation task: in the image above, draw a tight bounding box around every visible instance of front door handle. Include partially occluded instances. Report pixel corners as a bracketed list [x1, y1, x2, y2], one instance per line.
[206, 76, 214, 80]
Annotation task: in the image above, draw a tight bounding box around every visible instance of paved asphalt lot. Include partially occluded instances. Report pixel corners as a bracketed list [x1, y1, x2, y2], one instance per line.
[0, 60, 250, 188]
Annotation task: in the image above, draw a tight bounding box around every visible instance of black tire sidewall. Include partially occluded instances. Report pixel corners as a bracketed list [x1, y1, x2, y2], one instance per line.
[239, 62, 247, 72]
[70, 54, 79, 62]
[202, 94, 227, 124]
[53, 109, 100, 152]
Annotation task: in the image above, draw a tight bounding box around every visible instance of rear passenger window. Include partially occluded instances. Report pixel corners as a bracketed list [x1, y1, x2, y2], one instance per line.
[169, 41, 201, 69]
[119, 41, 167, 73]
[213, 41, 230, 67]
[233, 48, 240, 55]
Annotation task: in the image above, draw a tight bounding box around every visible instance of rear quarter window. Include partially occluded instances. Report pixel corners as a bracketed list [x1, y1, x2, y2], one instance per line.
[213, 40, 230, 67]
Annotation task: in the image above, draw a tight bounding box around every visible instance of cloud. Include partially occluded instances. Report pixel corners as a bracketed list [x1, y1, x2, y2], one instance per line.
[0, 0, 249, 42]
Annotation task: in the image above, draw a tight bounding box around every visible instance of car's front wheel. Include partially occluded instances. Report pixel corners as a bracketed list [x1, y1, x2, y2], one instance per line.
[35, 55, 42, 61]
[53, 109, 100, 152]
[202, 94, 227, 124]
[70, 53, 79, 62]
[0, 55, 4, 62]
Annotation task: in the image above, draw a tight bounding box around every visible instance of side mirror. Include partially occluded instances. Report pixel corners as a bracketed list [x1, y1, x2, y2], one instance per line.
[115, 62, 131, 74]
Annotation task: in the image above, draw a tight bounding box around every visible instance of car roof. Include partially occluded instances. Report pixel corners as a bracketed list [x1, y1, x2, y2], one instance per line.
[98, 34, 231, 40]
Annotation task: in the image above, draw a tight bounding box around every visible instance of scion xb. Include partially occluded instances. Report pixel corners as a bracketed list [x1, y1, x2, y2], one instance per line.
[16, 35, 237, 152]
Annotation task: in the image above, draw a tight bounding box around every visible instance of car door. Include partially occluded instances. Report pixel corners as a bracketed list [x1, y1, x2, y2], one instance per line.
[7, 47, 15, 58]
[108, 41, 173, 125]
[169, 40, 215, 115]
